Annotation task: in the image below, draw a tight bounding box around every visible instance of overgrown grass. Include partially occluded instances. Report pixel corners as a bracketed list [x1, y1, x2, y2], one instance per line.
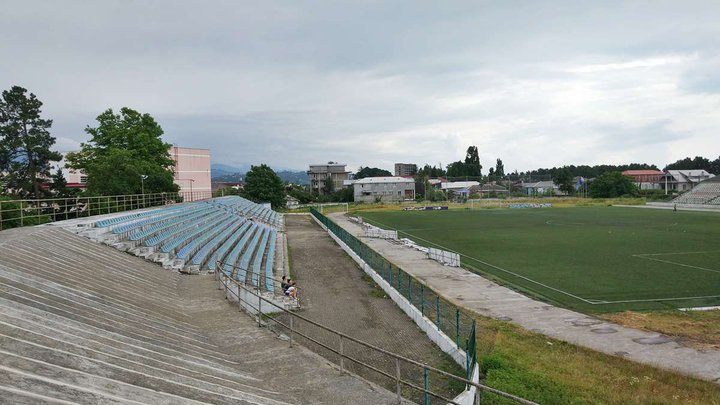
[360, 273, 389, 299]
[474, 315, 720, 405]
[600, 310, 720, 351]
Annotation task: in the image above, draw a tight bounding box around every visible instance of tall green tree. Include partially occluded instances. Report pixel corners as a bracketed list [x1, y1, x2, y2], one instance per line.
[495, 158, 505, 177]
[463, 145, 482, 177]
[554, 167, 574, 195]
[242, 164, 285, 209]
[0, 86, 61, 197]
[67, 108, 178, 195]
[588, 172, 638, 198]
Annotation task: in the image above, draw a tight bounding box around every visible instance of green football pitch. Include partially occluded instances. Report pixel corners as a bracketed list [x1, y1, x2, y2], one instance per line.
[358, 207, 720, 313]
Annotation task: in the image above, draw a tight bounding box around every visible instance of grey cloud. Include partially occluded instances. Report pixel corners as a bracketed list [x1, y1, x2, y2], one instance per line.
[2, 1, 720, 172]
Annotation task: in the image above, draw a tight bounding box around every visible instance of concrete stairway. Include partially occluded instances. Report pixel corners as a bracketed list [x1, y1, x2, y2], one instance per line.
[0, 226, 404, 404]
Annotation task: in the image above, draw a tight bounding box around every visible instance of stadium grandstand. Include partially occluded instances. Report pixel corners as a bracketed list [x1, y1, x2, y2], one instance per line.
[0, 211, 414, 403]
[670, 175, 720, 206]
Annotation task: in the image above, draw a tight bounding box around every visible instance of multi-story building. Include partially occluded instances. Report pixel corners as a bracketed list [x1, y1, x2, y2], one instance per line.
[308, 162, 350, 194]
[394, 163, 417, 177]
[621, 170, 665, 190]
[353, 176, 415, 203]
[664, 170, 715, 192]
[169, 146, 211, 200]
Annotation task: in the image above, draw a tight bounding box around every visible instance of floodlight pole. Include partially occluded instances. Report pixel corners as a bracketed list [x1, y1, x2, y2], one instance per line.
[140, 175, 148, 206]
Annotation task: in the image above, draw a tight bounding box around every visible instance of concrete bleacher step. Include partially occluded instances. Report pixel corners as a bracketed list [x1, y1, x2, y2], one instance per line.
[0, 349, 290, 405]
[1, 224, 405, 404]
[0, 331, 289, 405]
[0, 299, 244, 376]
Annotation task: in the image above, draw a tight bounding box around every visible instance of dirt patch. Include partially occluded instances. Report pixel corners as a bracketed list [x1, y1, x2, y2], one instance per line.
[283, 215, 464, 403]
[600, 310, 720, 351]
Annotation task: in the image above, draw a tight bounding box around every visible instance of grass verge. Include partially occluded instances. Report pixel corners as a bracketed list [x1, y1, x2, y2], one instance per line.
[599, 310, 720, 351]
[474, 315, 720, 405]
[360, 273, 389, 299]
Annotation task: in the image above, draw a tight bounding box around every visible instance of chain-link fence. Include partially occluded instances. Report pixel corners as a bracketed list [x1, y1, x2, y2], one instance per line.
[310, 208, 478, 380]
[0, 191, 211, 230]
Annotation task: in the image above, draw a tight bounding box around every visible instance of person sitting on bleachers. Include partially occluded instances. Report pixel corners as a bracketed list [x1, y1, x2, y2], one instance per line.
[281, 276, 289, 291]
[285, 280, 297, 298]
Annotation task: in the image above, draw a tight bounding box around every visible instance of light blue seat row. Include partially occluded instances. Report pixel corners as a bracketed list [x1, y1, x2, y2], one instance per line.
[192, 219, 247, 267]
[111, 204, 203, 235]
[207, 222, 253, 271]
[98, 202, 202, 229]
[159, 212, 229, 254]
[145, 211, 224, 247]
[264, 230, 277, 292]
[251, 227, 271, 286]
[128, 207, 215, 242]
[221, 224, 259, 276]
[236, 225, 265, 283]
[177, 216, 243, 260]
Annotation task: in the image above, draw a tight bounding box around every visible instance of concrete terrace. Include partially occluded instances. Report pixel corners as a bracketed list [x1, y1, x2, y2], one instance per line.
[329, 212, 720, 383]
[0, 225, 408, 404]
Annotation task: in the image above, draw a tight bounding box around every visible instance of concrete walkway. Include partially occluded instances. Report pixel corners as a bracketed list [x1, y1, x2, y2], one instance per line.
[329, 212, 720, 383]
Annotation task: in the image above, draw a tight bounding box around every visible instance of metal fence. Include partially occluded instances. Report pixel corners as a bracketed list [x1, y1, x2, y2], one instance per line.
[310, 208, 479, 380]
[215, 266, 537, 405]
[0, 191, 211, 230]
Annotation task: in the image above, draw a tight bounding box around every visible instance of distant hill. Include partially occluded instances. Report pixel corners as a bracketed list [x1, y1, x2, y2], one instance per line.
[276, 170, 309, 185]
[211, 163, 251, 178]
[211, 163, 308, 185]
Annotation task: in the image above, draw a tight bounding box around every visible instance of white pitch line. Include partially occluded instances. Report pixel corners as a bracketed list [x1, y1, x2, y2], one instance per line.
[361, 216, 595, 304]
[634, 250, 720, 257]
[590, 294, 720, 305]
[632, 255, 720, 274]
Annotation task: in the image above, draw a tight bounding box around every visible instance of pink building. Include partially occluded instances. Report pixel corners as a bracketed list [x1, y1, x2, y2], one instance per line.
[54, 147, 212, 199]
[169, 146, 212, 200]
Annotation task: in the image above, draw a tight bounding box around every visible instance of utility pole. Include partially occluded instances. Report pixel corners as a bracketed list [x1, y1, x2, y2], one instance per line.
[140, 175, 148, 207]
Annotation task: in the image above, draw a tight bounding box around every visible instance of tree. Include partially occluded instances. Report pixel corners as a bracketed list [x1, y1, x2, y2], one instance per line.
[588, 172, 638, 198]
[664, 156, 712, 171]
[242, 164, 285, 209]
[709, 156, 720, 175]
[287, 184, 314, 204]
[50, 168, 77, 197]
[446, 160, 467, 177]
[495, 159, 505, 177]
[322, 176, 335, 195]
[0, 85, 61, 197]
[417, 164, 445, 178]
[354, 166, 392, 179]
[465, 146, 480, 166]
[554, 167, 574, 195]
[463, 145, 482, 177]
[67, 108, 178, 196]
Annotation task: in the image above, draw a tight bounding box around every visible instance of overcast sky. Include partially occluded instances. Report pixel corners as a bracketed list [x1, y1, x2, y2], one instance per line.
[2, 1, 719, 173]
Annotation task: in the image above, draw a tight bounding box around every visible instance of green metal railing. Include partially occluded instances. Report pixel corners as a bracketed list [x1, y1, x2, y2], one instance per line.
[311, 208, 477, 380]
